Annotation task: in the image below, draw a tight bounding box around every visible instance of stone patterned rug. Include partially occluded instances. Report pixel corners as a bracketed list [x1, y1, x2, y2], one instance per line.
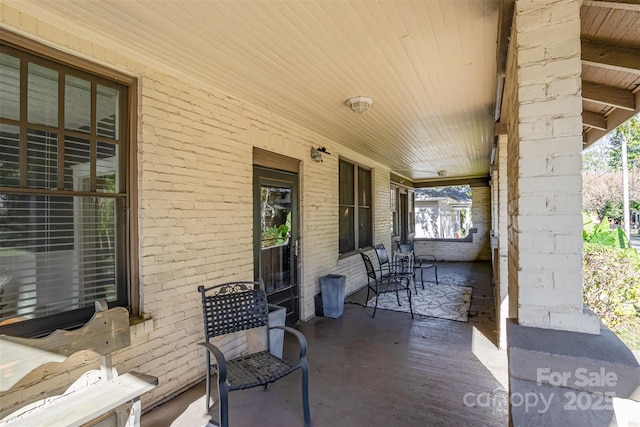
[365, 283, 473, 322]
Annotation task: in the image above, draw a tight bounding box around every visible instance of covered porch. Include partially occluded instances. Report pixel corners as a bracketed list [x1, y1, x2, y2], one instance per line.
[1, 0, 640, 426]
[142, 261, 509, 426]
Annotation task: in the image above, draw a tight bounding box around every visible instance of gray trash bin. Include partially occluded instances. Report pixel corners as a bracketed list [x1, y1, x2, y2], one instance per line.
[320, 274, 346, 318]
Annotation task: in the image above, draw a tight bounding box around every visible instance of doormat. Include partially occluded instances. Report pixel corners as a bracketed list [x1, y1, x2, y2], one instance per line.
[365, 283, 472, 322]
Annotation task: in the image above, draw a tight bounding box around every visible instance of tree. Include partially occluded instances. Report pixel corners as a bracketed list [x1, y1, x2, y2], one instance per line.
[608, 115, 640, 171]
[583, 115, 640, 223]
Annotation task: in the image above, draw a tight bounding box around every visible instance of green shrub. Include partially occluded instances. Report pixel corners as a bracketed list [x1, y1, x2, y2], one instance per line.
[582, 243, 640, 328]
[583, 212, 630, 249]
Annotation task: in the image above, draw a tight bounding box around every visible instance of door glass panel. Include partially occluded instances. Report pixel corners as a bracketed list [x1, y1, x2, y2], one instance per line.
[260, 184, 292, 293]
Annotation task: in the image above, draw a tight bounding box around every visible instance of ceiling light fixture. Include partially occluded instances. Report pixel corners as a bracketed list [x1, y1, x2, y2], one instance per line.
[346, 96, 373, 114]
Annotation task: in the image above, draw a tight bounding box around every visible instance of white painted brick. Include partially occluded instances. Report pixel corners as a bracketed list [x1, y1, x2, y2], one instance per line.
[518, 306, 551, 328]
[518, 95, 582, 118]
[552, 115, 583, 137]
[518, 176, 581, 194]
[552, 270, 583, 290]
[518, 119, 553, 140]
[519, 136, 583, 158]
[517, 21, 580, 51]
[548, 310, 600, 334]
[544, 38, 580, 61]
[553, 234, 583, 254]
[517, 215, 583, 234]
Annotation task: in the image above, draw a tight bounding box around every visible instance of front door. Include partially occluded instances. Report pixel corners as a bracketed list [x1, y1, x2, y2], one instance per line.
[253, 167, 299, 325]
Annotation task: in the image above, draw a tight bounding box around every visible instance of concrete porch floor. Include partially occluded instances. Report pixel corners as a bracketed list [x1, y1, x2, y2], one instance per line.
[141, 261, 508, 426]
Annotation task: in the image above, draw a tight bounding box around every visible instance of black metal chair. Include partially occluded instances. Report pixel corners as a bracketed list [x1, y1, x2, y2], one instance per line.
[396, 240, 438, 288]
[198, 281, 311, 427]
[361, 247, 414, 319]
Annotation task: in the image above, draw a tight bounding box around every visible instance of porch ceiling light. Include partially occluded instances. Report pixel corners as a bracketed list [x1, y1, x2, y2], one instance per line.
[346, 96, 372, 114]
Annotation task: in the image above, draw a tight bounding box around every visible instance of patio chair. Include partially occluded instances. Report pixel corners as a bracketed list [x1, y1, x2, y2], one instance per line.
[198, 281, 311, 427]
[361, 248, 414, 319]
[396, 240, 438, 288]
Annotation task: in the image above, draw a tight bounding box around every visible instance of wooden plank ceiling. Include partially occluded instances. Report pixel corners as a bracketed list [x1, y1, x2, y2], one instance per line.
[2, 0, 499, 184]
[581, 0, 640, 147]
[3, 0, 637, 181]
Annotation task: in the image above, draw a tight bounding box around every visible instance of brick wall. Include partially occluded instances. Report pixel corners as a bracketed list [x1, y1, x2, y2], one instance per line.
[413, 186, 491, 262]
[0, 8, 394, 413]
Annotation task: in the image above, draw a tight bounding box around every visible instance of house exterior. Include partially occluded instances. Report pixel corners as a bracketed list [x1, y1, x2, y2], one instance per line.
[1, 0, 639, 425]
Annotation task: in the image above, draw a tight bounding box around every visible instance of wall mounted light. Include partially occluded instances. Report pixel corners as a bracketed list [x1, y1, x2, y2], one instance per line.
[310, 147, 323, 163]
[346, 96, 373, 114]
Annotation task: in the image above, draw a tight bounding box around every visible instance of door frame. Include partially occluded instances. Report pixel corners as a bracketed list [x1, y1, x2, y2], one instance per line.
[253, 166, 300, 325]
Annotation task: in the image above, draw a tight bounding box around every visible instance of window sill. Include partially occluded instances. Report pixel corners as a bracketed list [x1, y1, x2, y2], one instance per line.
[414, 227, 477, 243]
[338, 246, 372, 260]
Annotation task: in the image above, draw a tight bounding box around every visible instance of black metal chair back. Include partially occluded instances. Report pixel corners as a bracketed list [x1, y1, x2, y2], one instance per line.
[199, 281, 268, 340]
[360, 251, 377, 280]
[373, 243, 392, 277]
[397, 240, 413, 253]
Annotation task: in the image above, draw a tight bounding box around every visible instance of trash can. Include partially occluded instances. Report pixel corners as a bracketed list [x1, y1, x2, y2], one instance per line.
[320, 274, 346, 318]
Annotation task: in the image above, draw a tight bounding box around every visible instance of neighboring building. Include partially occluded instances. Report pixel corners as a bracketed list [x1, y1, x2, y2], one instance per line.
[415, 187, 472, 239]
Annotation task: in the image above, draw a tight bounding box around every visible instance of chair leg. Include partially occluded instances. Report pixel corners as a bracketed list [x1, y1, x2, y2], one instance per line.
[407, 288, 414, 319]
[217, 384, 229, 427]
[205, 353, 212, 411]
[372, 292, 379, 318]
[434, 264, 439, 285]
[301, 358, 311, 427]
[365, 284, 371, 306]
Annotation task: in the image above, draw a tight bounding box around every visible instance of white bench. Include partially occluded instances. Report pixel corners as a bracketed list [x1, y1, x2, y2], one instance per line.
[0, 302, 158, 427]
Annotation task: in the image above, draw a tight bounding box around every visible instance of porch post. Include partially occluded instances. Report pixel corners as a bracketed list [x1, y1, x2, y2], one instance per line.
[505, 0, 598, 334]
[494, 134, 509, 349]
[504, 1, 640, 424]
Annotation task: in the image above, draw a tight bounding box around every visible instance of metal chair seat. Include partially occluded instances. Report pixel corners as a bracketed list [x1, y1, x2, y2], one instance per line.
[396, 240, 438, 288]
[360, 245, 414, 319]
[224, 350, 295, 390]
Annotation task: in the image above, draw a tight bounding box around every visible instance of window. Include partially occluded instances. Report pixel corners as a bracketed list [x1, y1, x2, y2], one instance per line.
[414, 186, 472, 239]
[339, 159, 372, 254]
[390, 186, 399, 237]
[0, 39, 135, 336]
[409, 190, 415, 234]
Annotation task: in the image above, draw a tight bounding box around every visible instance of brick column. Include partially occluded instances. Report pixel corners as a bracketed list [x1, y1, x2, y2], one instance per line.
[506, 0, 598, 334]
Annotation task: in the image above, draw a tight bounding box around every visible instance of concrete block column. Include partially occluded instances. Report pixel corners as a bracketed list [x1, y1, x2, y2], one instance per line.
[506, 0, 598, 334]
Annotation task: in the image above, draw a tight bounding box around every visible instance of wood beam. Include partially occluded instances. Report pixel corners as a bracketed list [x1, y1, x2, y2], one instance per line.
[583, 0, 640, 12]
[581, 39, 640, 74]
[494, 0, 514, 122]
[413, 176, 491, 188]
[582, 81, 635, 110]
[582, 110, 607, 131]
[496, 0, 515, 76]
[494, 121, 507, 136]
[584, 90, 640, 148]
